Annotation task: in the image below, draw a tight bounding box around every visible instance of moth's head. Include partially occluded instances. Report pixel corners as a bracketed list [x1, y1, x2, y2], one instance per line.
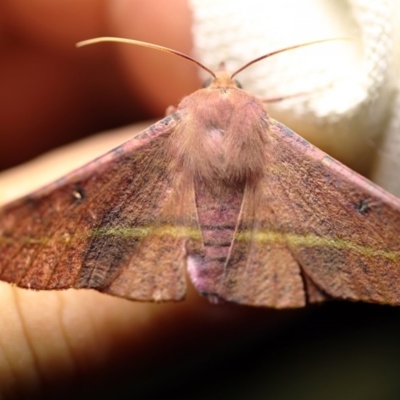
[202, 70, 243, 90]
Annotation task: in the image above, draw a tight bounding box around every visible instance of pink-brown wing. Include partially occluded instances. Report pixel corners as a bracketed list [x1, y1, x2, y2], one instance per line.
[217, 119, 400, 307]
[215, 182, 307, 308]
[0, 115, 201, 301]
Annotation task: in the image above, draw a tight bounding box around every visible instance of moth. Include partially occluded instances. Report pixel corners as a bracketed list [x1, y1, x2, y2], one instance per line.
[0, 37, 400, 308]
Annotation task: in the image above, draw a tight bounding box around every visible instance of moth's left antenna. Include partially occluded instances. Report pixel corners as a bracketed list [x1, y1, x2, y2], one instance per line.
[76, 37, 216, 78]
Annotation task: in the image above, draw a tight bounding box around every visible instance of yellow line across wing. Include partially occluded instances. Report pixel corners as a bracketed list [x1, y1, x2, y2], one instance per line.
[1, 225, 398, 261]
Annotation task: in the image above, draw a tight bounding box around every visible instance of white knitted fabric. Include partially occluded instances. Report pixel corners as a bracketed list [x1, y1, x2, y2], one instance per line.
[189, 0, 400, 196]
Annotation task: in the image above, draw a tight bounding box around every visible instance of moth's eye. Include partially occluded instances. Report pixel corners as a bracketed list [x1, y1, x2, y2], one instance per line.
[234, 79, 242, 89]
[202, 77, 213, 88]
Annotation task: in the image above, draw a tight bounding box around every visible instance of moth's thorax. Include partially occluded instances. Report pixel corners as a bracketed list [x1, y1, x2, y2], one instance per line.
[173, 80, 270, 185]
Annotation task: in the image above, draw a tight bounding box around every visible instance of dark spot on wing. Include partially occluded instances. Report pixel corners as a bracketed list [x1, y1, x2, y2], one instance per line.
[355, 199, 370, 215]
[72, 187, 85, 203]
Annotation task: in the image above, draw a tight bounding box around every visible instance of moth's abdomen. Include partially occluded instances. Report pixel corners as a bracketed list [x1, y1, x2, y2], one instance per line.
[188, 179, 244, 298]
